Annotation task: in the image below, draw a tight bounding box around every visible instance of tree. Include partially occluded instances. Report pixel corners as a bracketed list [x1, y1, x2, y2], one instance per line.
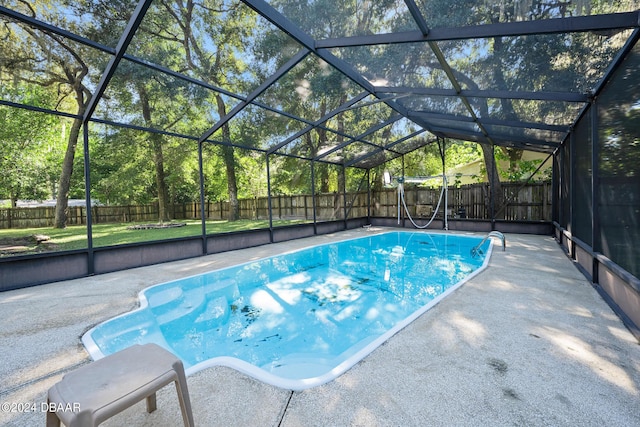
[77, 0, 214, 222]
[133, 0, 260, 221]
[138, 85, 172, 222]
[335, 0, 630, 218]
[260, 0, 413, 195]
[597, 46, 640, 177]
[90, 126, 155, 205]
[0, 84, 59, 206]
[0, 1, 96, 227]
[414, 0, 632, 216]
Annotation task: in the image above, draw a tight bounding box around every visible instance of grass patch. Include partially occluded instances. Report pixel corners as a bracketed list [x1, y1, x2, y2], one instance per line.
[0, 219, 308, 256]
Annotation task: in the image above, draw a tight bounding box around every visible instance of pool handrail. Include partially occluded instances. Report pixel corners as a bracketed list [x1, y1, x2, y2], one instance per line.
[471, 231, 505, 256]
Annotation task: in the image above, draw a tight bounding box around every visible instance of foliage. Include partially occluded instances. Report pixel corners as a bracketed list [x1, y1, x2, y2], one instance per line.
[597, 45, 640, 178]
[90, 126, 157, 204]
[0, 85, 61, 204]
[0, 0, 103, 227]
[268, 156, 312, 195]
[0, 1, 636, 238]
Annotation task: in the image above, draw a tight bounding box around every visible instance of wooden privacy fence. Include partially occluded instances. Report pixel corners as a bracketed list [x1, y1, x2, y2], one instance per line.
[178, 192, 370, 222]
[0, 182, 551, 229]
[373, 182, 552, 221]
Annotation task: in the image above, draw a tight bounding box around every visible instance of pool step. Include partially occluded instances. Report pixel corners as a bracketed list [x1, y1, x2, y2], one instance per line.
[194, 296, 230, 328]
[154, 290, 205, 326]
[145, 284, 236, 342]
[89, 309, 169, 355]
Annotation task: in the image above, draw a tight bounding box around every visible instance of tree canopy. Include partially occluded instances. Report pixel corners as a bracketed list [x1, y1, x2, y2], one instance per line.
[0, 0, 637, 220]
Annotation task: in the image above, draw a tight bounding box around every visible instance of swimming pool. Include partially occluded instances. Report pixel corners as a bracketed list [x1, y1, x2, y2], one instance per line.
[83, 231, 492, 390]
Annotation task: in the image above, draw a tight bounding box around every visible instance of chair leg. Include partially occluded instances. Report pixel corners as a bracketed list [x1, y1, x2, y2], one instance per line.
[145, 392, 157, 413]
[174, 380, 195, 427]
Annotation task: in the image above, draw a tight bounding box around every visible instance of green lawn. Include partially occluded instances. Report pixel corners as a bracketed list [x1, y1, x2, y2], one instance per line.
[0, 219, 308, 255]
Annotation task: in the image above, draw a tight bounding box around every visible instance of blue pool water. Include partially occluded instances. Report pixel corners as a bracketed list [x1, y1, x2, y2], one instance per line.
[83, 231, 491, 390]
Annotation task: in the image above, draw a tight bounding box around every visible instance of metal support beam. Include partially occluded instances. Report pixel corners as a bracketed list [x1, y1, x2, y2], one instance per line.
[83, 0, 154, 122]
[411, 110, 569, 133]
[0, 100, 80, 119]
[267, 92, 369, 154]
[342, 165, 347, 226]
[383, 128, 431, 152]
[367, 169, 371, 219]
[557, 140, 565, 227]
[480, 118, 569, 133]
[315, 12, 640, 48]
[311, 160, 317, 233]
[403, 0, 430, 36]
[591, 100, 600, 259]
[314, 115, 403, 161]
[409, 111, 475, 123]
[199, 48, 310, 143]
[592, 28, 640, 98]
[124, 54, 246, 103]
[490, 144, 496, 229]
[376, 86, 589, 103]
[241, 0, 415, 132]
[82, 123, 94, 274]
[198, 141, 207, 254]
[90, 117, 200, 141]
[427, 41, 496, 144]
[401, 155, 405, 227]
[266, 153, 274, 243]
[344, 129, 431, 167]
[241, 0, 316, 51]
[0, 6, 115, 54]
[426, 125, 558, 152]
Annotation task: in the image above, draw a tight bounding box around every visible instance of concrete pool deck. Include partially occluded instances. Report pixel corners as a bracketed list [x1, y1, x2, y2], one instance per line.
[1, 228, 639, 427]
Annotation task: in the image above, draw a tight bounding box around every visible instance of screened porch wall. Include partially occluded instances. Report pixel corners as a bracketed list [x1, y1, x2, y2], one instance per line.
[555, 37, 640, 336]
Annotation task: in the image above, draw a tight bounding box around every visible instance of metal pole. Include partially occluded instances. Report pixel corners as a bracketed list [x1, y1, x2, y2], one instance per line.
[490, 144, 496, 230]
[83, 123, 94, 274]
[367, 168, 371, 220]
[397, 181, 402, 225]
[591, 100, 600, 283]
[266, 153, 274, 242]
[401, 155, 405, 227]
[311, 160, 317, 234]
[342, 165, 348, 228]
[440, 137, 448, 230]
[198, 141, 207, 254]
[559, 143, 565, 228]
[569, 120, 576, 259]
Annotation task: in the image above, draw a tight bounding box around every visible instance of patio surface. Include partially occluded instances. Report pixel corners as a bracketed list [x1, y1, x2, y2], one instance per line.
[1, 228, 639, 427]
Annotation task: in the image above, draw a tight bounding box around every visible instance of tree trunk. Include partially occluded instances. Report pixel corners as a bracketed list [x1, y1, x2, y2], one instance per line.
[215, 94, 239, 221]
[318, 165, 330, 193]
[314, 120, 331, 193]
[504, 147, 524, 176]
[139, 86, 171, 223]
[152, 134, 171, 223]
[54, 114, 84, 228]
[222, 145, 239, 221]
[480, 143, 504, 220]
